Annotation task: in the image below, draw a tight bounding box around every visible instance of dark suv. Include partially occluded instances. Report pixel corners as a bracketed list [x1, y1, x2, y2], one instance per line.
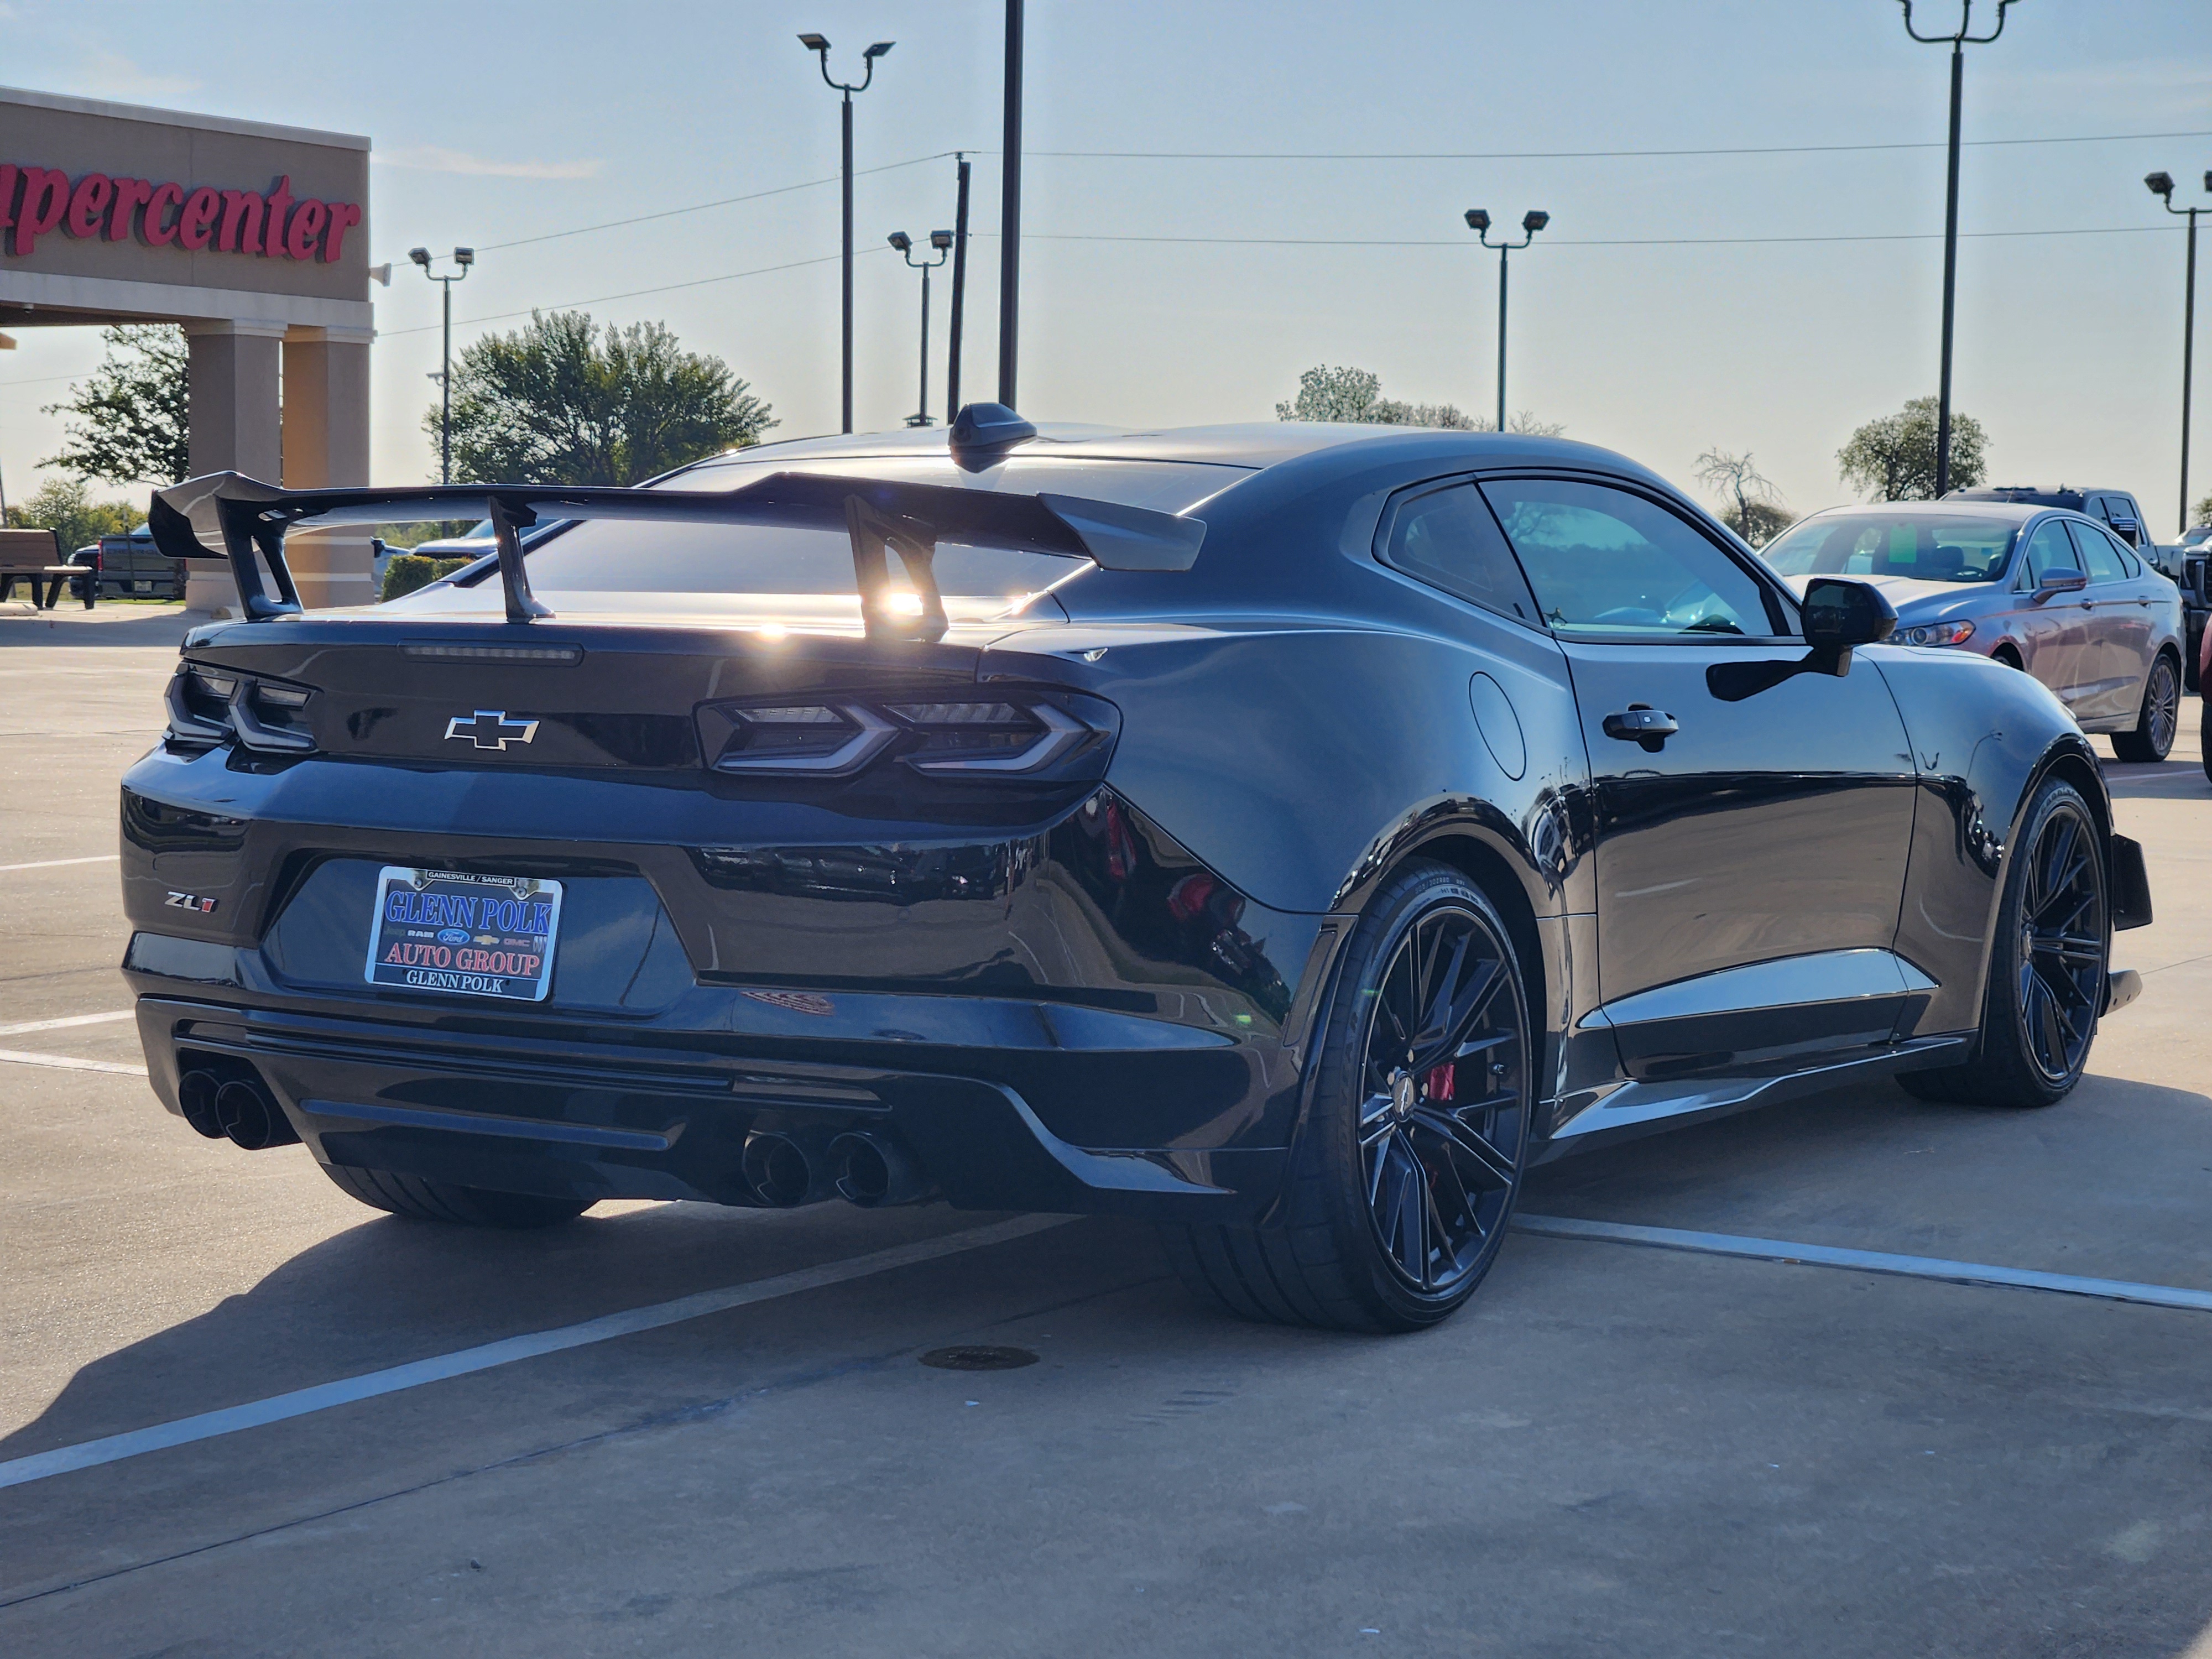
[65, 527, 187, 601]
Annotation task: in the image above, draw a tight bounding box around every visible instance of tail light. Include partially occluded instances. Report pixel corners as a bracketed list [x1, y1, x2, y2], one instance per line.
[165, 662, 316, 754]
[699, 690, 1117, 782]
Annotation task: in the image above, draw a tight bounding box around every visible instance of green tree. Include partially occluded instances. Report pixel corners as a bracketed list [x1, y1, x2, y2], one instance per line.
[41, 325, 192, 487]
[1836, 396, 1988, 502]
[2, 477, 146, 551]
[2192, 490, 2210, 529]
[1276, 364, 1561, 434]
[434, 310, 775, 486]
[1693, 447, 1793, 547]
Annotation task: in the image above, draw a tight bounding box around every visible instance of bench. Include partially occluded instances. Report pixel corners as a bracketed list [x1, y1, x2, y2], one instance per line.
[0, 528, 93, 609]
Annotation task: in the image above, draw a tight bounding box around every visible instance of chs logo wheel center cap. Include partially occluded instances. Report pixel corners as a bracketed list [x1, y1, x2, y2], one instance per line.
[1391, 1071, 1418, 1121]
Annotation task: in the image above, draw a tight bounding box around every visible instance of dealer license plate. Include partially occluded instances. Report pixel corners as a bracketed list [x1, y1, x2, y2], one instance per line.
[366, 867, 562, 1002]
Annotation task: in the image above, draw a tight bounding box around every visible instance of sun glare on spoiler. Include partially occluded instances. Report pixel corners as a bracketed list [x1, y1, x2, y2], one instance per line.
[148, 467, 1207, 640]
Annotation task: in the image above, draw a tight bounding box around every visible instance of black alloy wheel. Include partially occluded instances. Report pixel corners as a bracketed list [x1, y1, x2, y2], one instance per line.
[2111, 652, 2180, 763]
[1354, 899, 1527, 1295]
[1899, 778, 2106, 1109]
[1160, 863, 1532, 1332]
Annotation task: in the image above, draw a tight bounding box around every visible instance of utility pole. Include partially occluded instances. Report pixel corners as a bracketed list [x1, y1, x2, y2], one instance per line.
[1898, 0, 2017, 498]
[800, 34, 894, 434]
[947, 154, 972, 422]
[998, 0, 1023, 408]
[2146, 170, 2208, 535]
[409, 246, 474, 484]
[1464, 210, 1548, 433]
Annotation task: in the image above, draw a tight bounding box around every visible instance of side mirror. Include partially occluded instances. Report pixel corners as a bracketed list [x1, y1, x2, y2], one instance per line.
[1801, 576, 1895, 675]
[2033, 567, 2088, 600]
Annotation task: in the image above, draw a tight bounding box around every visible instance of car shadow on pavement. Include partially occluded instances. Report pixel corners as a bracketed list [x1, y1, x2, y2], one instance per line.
[0, 1196, 1170, 1467]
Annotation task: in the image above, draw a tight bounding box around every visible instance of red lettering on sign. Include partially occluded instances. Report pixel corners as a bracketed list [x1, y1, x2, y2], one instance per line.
[13, 167, 69, 257]
[142, 181, 184, 247]
[0, 164, 17, 234]
[262, 175, 294, 258]
[216, 189, 264, 254]
[322, 200, 361, 263]
[65, 173, 113, 238]
[107, 177, 154, 241]
[176, 187, 220, 251]
[285, 199, 327, 260]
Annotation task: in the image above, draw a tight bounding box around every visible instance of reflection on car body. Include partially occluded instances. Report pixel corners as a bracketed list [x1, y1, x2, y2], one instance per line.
[121, 413, 2152, 1332]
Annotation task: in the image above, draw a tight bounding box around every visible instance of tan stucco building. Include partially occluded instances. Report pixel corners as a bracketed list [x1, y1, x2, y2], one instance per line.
[1, 86, 373, 612]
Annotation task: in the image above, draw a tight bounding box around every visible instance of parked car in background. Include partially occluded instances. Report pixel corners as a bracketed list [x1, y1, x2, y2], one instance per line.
[1761, 502, 2185, 760]
[2162, 524, 2210, 691]
[63, 525, 187, 601]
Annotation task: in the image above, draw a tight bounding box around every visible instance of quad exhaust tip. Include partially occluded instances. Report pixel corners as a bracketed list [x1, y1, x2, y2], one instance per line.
[739, 1128, 936, 1209]
[177, 1067, 298, 1150]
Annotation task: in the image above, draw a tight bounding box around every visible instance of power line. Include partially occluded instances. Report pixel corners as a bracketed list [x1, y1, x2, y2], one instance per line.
[992, 223, 2183, 249]
[461, 150, 964, 256]
[1013, 127, 2212, 162]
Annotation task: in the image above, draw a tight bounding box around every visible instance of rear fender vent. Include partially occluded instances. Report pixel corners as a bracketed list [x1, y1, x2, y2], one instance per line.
[698, 690, 1117, 784]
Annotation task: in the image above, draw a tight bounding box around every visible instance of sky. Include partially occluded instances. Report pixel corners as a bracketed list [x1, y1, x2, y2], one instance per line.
[2, 0, 2210, 533]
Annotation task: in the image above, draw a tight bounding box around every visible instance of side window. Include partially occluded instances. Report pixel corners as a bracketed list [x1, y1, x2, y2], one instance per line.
[2065, 520, 2126, 584]
[1376, 483, 1541, 624]
[2019, 520, 2078, 588]
[1477, 478, 1780, 638]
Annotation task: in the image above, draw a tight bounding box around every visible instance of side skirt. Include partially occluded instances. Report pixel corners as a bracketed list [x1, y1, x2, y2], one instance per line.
[1533, 1035, 1972, 1162]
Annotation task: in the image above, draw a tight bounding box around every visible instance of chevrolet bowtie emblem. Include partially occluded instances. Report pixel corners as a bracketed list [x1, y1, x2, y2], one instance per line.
[445, 709, 540, 750]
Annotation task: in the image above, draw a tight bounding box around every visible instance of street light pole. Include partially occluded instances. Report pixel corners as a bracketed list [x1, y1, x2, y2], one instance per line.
[998, 0, 1023, 408]
[1464, 209, 1548, 434]
[409, 245, 474, 484]
[2146, 170, 2209, 536]
[889, 231, 952, 427]
[1898, 0, 2017, 499]
[800, 33, 894, 435]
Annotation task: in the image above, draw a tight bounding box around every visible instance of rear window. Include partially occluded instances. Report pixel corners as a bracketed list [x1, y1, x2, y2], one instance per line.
[1762, 514, 2018, 583]
[505, 455, 1243, 601]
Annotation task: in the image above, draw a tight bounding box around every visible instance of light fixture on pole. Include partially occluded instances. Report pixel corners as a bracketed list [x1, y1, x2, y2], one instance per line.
[888, 231, 953, 427]
[410, 244, 474, 485]
[1464, 208, 1548, 434]
[2146, 169, 2209, 536]
[1898, 0, 2018, 498]
[800, 32, 894, 435]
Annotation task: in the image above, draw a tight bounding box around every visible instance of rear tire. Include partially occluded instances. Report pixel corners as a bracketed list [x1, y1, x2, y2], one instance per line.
[1895, 777, 2106, 1109]
[319, 1162, 592, 1228]
[1161, 862, 1532, 1333]
[2110, 652, 2180, 763]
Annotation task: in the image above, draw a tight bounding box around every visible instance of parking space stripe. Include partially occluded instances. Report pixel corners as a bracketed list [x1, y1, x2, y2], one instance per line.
[0, 1010, 134, 1037]
[1514, 1213, 2212, 1313]
[0, 854, 121, 873]
[0, 1213, 1068, 1491]
[0, 1047, 148, 1077]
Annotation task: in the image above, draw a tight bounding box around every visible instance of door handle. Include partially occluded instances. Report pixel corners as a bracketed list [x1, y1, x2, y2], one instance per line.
[1603, 706, 1678, 753]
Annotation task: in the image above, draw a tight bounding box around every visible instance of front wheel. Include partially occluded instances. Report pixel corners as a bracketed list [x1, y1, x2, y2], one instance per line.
[1161, 863, 1533, 1332]
[1897, 778, 2106, 1109]
[2110, 653, 2180, 763]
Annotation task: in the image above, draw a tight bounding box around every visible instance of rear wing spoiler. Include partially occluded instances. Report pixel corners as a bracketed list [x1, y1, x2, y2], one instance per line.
[148, 471, 1207, 636]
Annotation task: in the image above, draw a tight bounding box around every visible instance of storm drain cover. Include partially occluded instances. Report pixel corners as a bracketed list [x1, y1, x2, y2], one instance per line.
[919, 1345, 1039, 1371]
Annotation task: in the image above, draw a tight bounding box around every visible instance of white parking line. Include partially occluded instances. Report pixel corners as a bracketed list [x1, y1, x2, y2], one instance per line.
[0, 854, 120, 873]
[1515, 1214, 2212, 1313]
[0, 1047, 148, 1077]
[0, 1010, 134, 1037]
[0, 1213, 1068, 1491]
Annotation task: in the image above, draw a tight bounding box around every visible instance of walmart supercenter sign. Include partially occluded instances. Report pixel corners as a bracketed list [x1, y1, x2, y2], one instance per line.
[0, 162, 362, 262]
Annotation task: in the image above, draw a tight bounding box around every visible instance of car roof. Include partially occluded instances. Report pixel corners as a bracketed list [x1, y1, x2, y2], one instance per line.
[689, 420, 1657, 479]
[1796, 500, 2054, 525]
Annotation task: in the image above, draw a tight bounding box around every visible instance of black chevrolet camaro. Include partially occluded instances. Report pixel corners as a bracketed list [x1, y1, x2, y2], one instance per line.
[126, 407, 2151, 1332]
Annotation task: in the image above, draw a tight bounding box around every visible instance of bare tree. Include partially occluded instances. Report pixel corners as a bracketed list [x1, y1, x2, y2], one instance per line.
[1694, 447, 1792, 547]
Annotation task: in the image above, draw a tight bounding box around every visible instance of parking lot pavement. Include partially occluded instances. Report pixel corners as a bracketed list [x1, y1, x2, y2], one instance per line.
[2, 632, 2208, 1657]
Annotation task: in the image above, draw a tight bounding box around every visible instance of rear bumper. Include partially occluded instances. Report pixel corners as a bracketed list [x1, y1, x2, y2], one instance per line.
[131, 988, 1288, 1222]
